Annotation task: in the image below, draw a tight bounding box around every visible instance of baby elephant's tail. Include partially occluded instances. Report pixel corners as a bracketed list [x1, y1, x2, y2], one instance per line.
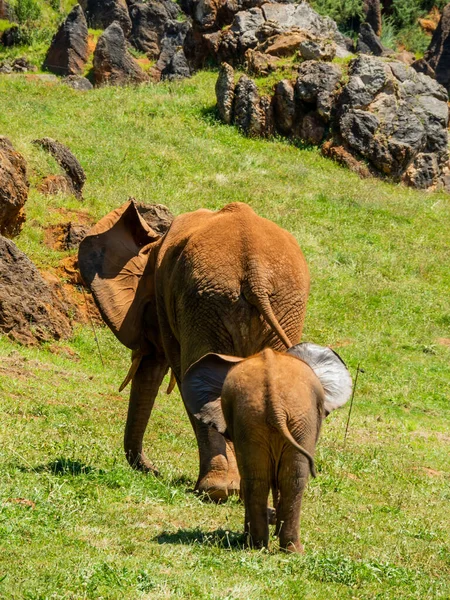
[277, 420, 317, 478]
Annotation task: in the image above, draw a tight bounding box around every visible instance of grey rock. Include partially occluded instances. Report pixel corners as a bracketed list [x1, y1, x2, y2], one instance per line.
[357, 22, 385, 56]
[234, 74, 272, 137]
[298, 39, 336, 61]
[295, 61, 342, 120]
[155, 20, 191, 81]
[135, 202, 174, 235]
[129, 0, 180, 58]
[79, 0, 132, 36]
[63, 75, 93, 91]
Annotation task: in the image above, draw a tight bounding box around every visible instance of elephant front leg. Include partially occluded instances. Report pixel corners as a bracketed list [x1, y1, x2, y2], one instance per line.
[188, 415, 240, 502]
[124, 354, 169, 473]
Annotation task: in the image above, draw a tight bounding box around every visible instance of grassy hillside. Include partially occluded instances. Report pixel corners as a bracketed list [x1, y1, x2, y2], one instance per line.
[0, 71, 449, 599]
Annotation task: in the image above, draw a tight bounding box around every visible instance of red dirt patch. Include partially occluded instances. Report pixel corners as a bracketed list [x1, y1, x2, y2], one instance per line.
[437, 338, 450, 347]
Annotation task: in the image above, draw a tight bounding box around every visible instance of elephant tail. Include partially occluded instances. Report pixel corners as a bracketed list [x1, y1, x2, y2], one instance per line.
[245, 288, 292, 349]
[275, 418, 317, 478]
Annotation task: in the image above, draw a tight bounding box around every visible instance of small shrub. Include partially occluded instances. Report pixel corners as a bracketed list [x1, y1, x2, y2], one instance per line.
[14, 0, 41, 25]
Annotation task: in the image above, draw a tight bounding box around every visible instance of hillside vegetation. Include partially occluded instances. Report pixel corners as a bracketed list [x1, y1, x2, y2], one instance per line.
[0, 72, 449, 599]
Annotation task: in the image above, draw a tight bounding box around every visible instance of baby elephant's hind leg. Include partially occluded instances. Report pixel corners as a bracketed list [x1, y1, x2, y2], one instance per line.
[275, 451, 309, 553]
[239, 450, 271, 549]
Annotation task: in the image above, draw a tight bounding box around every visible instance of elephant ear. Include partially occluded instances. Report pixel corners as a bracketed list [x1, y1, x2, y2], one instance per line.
[78, 200, 161, 350]
[182, 354, 243, 434]
[288, 343, 352, 415]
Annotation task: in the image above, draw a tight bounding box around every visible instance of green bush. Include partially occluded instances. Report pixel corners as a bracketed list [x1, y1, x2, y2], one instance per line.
[310, 0, 364, 28]
[14, 0, 41, 24]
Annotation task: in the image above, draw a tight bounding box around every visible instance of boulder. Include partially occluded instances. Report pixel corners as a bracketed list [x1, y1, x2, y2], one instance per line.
[128, 0, 180, 58]
[153, 21, 191, 81]
[93, 22, 149, 86]
[43, 5, 89, 76]
[298, 38, 336, 61]
[244, 48, 279, 76]
[63, 75, 94, 91]
[363, 0, 382, 37]
[357, 22, 386, 56]
[336, 55, 449, 185]
[233, 74, 273, 137]
[0, 137, 29, 238]
[0, 0, 7, 18]
[33, 138, 86, 199]
[295, 60, 342, 121]
[0, 236, 73, 345]
[273, 79, 297, 135]
[420, 4, 450, 93]
[199, 0, 351, 66]
[215, 62, 235, 124]
[79, 0, 132, 36]
[61, 222, 90, 250]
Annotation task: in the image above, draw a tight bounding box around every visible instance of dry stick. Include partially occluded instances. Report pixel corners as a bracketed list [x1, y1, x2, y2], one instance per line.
[343, 363, 363, 448]
[81, 285, 105, 369]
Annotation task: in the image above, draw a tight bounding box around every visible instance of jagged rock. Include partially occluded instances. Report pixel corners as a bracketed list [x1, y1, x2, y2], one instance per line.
[199, 1, 351, 66]
[1, 25, 20, 47]
[298, 38, 336, 61]
[336, 55, 449, 185]
[0, 236, 73, 345]
[363, 0, 382, 37]
[357, 22, 386, 56]
[295, 61, 342, 121]
[215, 54, 450, 190]
[234, 74, 273, 137]
[93, 22, 149, 86]
[79, 0, 132, 36]
[43, 5, 89, 76]
[216, 62, 235, 124]
[0, 137, 29, 238]
[128, 0, 180, 58]
[134, 202, 174, 234]
[419, 4, 450, 93]
[63, 75, 94, 91]
[412, 57, 435, 78]
[33, 138, 86, 199]
[245, 48, 279, 76]
[153, 21, 191, 81]
[273, 79, 296, 135]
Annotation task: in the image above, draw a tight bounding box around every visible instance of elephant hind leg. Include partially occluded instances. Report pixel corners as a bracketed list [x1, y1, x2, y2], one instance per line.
[124, 354, 169, 473]
[275, 451, 309, 553]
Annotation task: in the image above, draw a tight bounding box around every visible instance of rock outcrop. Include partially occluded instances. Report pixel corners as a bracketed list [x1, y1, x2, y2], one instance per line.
[217, 55, 450, 191]
[63, 75, 94, 91]
[186, 0, 352, 68]
[33, 138, 86, 199]
[153, 21, 191, 81]
[93, 22, 149, 86]
[414, 3, 450, 93]
[128, 0, 180, 58]
[43, 5, 89, 76]
[335, 56, 449, 189]
[79, 0, 132, 36]
[0, 137, 29, 238]
[0, 236, 73, 345]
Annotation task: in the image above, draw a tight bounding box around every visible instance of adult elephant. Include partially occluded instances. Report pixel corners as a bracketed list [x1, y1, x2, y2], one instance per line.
[78, 200, 310, 500]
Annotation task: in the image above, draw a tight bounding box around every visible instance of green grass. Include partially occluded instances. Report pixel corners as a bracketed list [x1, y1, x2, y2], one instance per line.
[0, 71, 449, 599]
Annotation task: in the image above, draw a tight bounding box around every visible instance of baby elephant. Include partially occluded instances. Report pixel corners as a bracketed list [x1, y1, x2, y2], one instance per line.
[182, 343, 352, 553]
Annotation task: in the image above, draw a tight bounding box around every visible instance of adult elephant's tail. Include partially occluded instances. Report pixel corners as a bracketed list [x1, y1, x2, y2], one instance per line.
[245, 288, 292, 349]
